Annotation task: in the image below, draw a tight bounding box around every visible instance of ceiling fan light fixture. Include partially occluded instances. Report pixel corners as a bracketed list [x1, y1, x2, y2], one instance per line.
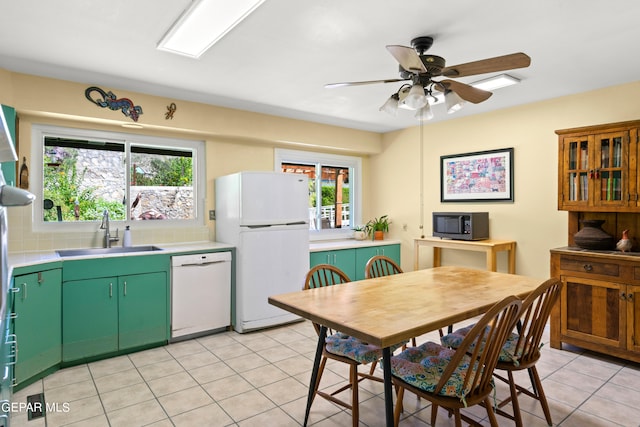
[402, 84, 428, 110]
[157, 0, 266, 58]
[471, 74, 520, 91]
[445, 90, 465, 114]
[415, 103, 433, 121]
[379, 93, 399, 115]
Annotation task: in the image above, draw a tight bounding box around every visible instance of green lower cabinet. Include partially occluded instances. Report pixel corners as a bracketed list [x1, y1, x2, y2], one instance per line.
[354, 244, 401, 280]
[118, 272, 167, 350]
[62, 277, 118, 362]
[310, 244, 401, 281]
[62, 271, 167, 362]
[309, 249, 356, 280]
[13, 269, 62, 386]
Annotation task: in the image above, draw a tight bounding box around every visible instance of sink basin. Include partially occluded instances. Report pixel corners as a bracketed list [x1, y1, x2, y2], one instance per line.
[56, 245, 164, 257]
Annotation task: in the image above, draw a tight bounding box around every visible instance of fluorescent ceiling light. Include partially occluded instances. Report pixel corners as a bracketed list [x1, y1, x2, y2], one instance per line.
[157, 0, 266, 58]
[471, 74, 520, 91]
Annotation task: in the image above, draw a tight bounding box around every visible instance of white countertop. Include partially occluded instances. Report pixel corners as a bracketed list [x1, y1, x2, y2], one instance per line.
[309, 238, 401, 252]
[8, 241, 235, 269]
[9, 238, 401, 270]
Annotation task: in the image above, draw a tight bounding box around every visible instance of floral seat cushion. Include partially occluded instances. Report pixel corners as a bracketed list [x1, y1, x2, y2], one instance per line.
[390, 341, 479, 400]
[325, 332, 406, 364]
[440, 324, 520, 363]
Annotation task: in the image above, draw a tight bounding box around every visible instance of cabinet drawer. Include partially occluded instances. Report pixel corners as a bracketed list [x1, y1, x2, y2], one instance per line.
[559, 256, 619, 277]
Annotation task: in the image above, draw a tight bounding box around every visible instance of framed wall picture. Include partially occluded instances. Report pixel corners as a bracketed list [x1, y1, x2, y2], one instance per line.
[440, 147, 514, 202]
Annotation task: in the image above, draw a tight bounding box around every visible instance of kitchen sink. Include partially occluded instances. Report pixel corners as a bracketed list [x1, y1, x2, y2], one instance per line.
[56, 245, 164, 257]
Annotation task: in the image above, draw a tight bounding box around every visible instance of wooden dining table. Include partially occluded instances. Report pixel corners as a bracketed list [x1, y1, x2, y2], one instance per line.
[268, 265, 544, 426]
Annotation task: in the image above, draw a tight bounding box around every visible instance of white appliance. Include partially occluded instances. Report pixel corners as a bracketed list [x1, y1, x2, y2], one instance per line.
[171, 251, 232, 341]
[215, 171, 309, 333]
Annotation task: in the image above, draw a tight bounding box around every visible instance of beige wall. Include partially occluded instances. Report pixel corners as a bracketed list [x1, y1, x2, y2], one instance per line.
[372, 81, 640, 278]
[0, 70, 379, 252]
[3, 68, 640, 279]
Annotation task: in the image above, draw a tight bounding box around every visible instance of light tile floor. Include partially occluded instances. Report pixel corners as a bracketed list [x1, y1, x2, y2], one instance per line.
[10, 320, 640, 427]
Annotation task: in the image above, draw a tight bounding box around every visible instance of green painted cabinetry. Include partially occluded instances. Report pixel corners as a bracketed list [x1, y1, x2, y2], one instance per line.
[12, 267, 62, 386]
[354, 244, 401, 280]
[310, 243, 401, 281]
[1, 104, 16, 185]
[62, 277, 117, 361]
[118, 272, 167, 350]
[309, 249, 356, 280]
[62, 255, 169, 362]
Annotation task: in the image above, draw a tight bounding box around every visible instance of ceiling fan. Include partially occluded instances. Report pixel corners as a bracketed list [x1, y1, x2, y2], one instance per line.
[326, 36, 531, 120]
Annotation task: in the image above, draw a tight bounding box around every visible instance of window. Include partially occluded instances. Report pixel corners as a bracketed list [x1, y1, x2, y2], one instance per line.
[275, 148, 362, 240]
[32, 125, 205, 231]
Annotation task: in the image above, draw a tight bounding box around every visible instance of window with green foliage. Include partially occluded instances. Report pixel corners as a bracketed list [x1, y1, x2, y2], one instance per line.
[32, 125, 204, 230]
[275, 148, 362, 240]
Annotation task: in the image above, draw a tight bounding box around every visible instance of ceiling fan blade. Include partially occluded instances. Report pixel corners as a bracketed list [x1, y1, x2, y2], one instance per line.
[325, 78, 408, 89]
[437, 79, 492, 103]
[441, 52, 531, 78]
[386, 45, 427, 73]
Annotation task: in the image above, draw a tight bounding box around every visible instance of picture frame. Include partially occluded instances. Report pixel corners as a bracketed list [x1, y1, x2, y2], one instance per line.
[440, 147, 514, 202]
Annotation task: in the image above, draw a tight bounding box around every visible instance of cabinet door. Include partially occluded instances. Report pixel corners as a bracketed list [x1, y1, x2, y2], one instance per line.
[62, 277, 118, 362]
[593, 131, 629, 208]
[118, 272, 168, 350]
[309, 251, 330, 268]
[561, 275, 624, 349]
[626, 284, 640, 353]
[0, 105, 16, 186]
[331, 249, 355, 280]
[354, 245, 401, 280]
[559, 135, 592, 210]
[309, 249, 356, 280]
[13, 269, 61, 384]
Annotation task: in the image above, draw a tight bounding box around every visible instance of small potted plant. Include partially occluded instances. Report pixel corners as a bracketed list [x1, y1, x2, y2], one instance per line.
[365, 215, 390, 240]
[352, 225, 367, 240]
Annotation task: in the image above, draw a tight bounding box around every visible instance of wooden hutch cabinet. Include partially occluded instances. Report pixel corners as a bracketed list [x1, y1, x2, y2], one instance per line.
[552, 119, 640, 363]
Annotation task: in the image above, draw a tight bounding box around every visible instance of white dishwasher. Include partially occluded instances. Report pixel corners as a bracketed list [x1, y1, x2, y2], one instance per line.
[171, 251, 232, 341]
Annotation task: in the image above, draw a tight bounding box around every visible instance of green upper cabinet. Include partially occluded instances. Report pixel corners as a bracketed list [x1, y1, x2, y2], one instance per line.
[12, 268, 62, 386]
[1, 104, 17, 185]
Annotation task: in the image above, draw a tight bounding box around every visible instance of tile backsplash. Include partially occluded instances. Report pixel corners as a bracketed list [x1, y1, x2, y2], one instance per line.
[7, 205, 212, 253]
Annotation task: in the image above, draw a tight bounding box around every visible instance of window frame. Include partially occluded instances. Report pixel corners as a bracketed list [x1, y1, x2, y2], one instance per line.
[275, 148, 362, 241]
[31, 124, 206, 232]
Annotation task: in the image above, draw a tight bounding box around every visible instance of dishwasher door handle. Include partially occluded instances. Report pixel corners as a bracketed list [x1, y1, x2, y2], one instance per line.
[178, 260, 229, 267]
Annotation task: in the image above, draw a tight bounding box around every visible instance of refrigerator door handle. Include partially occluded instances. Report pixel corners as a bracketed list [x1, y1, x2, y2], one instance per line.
[285, 221, 307, 226]
[246, 225, 272, 229]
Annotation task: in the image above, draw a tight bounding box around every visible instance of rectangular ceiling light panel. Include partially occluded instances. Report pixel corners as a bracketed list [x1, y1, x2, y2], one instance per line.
[157, 0, 266, 58]
[471, 74, 520, 91]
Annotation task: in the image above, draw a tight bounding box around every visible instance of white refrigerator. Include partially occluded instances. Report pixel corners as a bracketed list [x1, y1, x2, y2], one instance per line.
[215, 171, 310, 333]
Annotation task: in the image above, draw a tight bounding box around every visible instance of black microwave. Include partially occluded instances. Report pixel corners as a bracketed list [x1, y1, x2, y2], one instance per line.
[432, 212, 489, 240]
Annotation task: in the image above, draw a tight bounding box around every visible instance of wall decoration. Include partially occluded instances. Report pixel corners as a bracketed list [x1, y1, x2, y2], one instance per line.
[84, 86, 143, 122]
[165, 102, 177, 120]
[440, 147, 514, 202]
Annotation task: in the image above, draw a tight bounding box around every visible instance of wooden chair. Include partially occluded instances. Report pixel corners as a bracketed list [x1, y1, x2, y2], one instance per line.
[441, 278, 562, 427]
[364, 254, 402, 279]
[304, 264, 405, 427]
[392, 295, 522, 427]
[493, 278, 562, 426]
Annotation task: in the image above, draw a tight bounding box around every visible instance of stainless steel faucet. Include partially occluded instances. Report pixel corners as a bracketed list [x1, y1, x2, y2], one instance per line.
[100, 209, 119, 248]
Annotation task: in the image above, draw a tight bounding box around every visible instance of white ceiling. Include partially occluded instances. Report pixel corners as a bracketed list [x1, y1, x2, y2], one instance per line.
[1, 0, 639, 133]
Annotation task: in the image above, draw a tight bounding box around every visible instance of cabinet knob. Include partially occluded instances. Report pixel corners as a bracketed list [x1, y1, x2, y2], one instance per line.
[621, 292, 627, 301]
[583, 264, 593, 272]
